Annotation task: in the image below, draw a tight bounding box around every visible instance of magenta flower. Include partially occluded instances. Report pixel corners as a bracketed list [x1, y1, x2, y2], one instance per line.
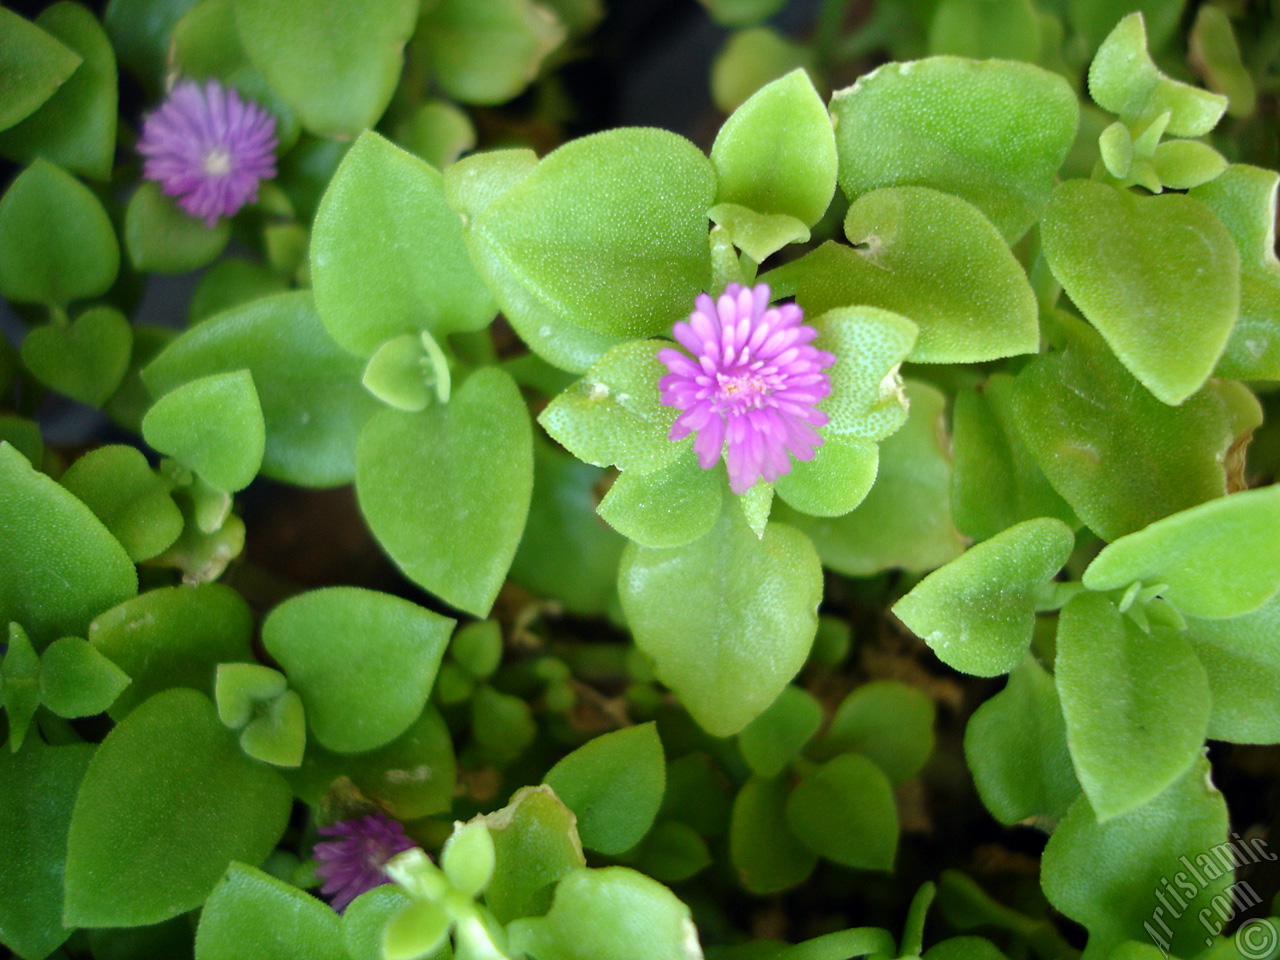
[658, 283, 836, 495]
[138, 79, 277, 227]
[313, 812, 418, 913]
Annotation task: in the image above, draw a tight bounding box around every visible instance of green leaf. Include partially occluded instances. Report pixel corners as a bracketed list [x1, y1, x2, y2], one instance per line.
[774, 436, 878, 519]
[0, 2, 117, 180]
[0, 416, 41, 468]
[829, 57, 1078, 243]
[538, 339, 682, 474]
[633, 821, 712, 884]
[1011, 314, 1232, 542]
[233, 0, 417, 138]
[0, 158, 118, 307]
[1069, 0, 1185, 52]
[1191, 164, 1280, 380]
[64, 688, 292, 926]
[1150, 139, 1227, 190]
[60, 445, 182, 562]
[142, 291, 380, 488]
[924, 937, 1010, 960]
[104, 0, 201, 92]
[124, 181, 230, 273]
[730, 775, 816, 893]
[451, 620, 503, 680]
[194, 862, 344, 960]
[142, 369, 265, 493]
[90, 584, 255, 719]
[808, 305, 917, 441]
[0, 7, 81, 133]
[711, 68, 836, 228]
[508, 867, 701, 960]
[39, 636, 130, 718]
[22, 305, 132, 406]
[1088, 12, 1226, 137]
[215, 662, 287, 730]
[510, 438, 626, 617]
[1183, 593, 1280, 744]
[382, 900, 451, 960]
[815, 680, 936, 785]
[362, 333, 440, 412]
[1056, 593, 1210, 821]
[444, 146, 538, 221]
[237, 689, 305, 768]
[285, 705, 456, 820]
[786, 928, 900, 960]
[478, 784, 586, 924]
[393, 99, 475, 170]
[737, 685, 823, 778]
[710, 27, 810, 114]
[3, 622, 40, 752]
[928, 0, 1041, 61]
[263, 587, 453, 753]
[1190, 5, 1255, 119]
[544, 723, 665, 855]
[471, 683, 537, 760]
[472, 127, 714, 355]
[0, 442, 136, 649]
[1040, 180, 1239, 405]
[785, 753, 899, 871]
[1041, 757, 1231, 959]
[950, 374, 1077, 542]
[343, 886, 412, 960]
[618, 501, 822, 738]
[190, 258, 287, 325]
[1083, 485, 1280, 620]
[706, 203, 810, 263]
[894, 517, 1075, 677]
[781, 382, 964, 577]
[0, 738, 94, 960]
[597, 451, 723, 549]
[356, 367, 533, 616]
[311, 131, 496, 356]
[417, 0, 565, 105]
[964, 656, 1080, 826]
[772, 195, 1037, 366]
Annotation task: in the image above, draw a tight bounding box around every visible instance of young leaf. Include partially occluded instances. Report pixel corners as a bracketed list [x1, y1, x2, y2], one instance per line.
[544, 723, 665, 855]
[730, 775, 817, 893]
[1040, 179, 1239, 405]
[815, 680, 936, 785]
[737, 685, 823, 778]
[355, 367, 533, 617]
[774, 436, 878, 519]
[1056, 593, 1210, 821]
[39, 636, 130, 718]
[1082, 485, 1280, 620]
[263, 587, 454, 754]
[21, 305, 132, 406]
[785, 753, 899, 871]
[830, 57, 1078, 243]
[894, 517, 1075, 677]
[618, 502, 822, 738]
[64, 688, 292, 926]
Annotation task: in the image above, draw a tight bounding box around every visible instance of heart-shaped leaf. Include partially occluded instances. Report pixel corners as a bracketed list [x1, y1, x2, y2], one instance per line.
[263, 587, 454, 753]
[618, 500, 822, 737]
[1083, 485, 1280, 619]
[39, 636, 130, 718]
[356, 367, 533, 616]
[215, 662, 287, 729]
[894, 517, 1075, 677]
[785, 753, 899, 871]
[1056, 593, 1210, 821]
[1041, 179, 1239, 405]
[22, 306, 131, 406]
[142, 369, 265, 492]
[829, 57, 1078, 243]
[64, 688, 292, 926]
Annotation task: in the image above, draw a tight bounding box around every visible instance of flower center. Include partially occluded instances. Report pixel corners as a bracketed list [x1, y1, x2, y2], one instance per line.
[715, 370, 772, 411]
[203, 148, 232, 176]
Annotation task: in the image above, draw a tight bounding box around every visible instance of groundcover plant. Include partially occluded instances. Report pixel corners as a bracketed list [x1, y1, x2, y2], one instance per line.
[3, 0, 1280, 958]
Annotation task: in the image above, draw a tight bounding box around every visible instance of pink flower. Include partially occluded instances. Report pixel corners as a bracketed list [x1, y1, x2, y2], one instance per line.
[138, 79, 277, 227]
[658, 283, 835, 495]
[313, 812, 418, 913]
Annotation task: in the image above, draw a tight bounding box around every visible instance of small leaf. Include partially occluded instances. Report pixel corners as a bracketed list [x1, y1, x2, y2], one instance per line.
[964, 656, 1080, 826]
[441, 820, 496, 897]
[382, 900, 451, 960]
[1083, 485, 1280, 620]
[816, 680, 936, 785]
[143, 369, 265, 492]
[544, 723, 665, 855]
[775, 435, 878, 519]
[451, 620, 503, 681]
[262, 587, 454, 753]
[343, 886, 412, 960]
[711, 68, 836, 228]
[0, 7, 81, 133]
[618, 501, 822, 738]
[0, 158, 118, 307]
[1183, 592, 1280, 744]
[60, 445, 183, 561]
[355, 367, 533, 617]
[238, 689, 305, 767]
[730, 775, 815, 893]
[928, 0, 1041, 61]
[737, 685, 823, 778]
[1056, 593, 1210, 821]
[894, 517, 1075, 677]
[362, 334, 435, 412]
[785, 753, 899, 871]
[233, 0, 417, 138]
[830, 57, 1078, 243]
[808, 305, 917, 441]
[3, 623, 40, 751]
[215, 662, 287, 729]
[1088, 12, 1226, 137]
[706, 202, 810, 263]
[39, 636, 130, 718]
[597, 452, 723, 549]
[393, 99, 475, 169]
[1150, 139, 1227, 190]
[194, 862, 344, 960]
[22, 305, 131, 406]
[125, 181, 230, 273]
[64, 688, 292, 926]
[1041, 179, 1239, 405]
